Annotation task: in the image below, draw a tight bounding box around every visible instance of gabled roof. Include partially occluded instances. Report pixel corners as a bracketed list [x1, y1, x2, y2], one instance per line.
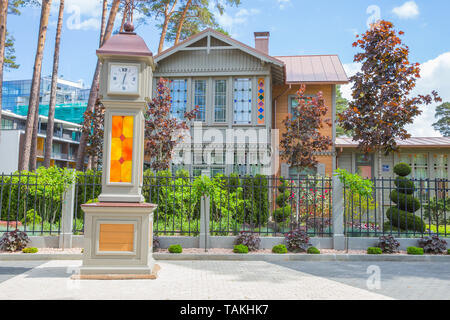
[336, 137, 450, 148]
[155, 28, 285, 68]
[155, 28, 349, 85]
[276, 55, 348, 84]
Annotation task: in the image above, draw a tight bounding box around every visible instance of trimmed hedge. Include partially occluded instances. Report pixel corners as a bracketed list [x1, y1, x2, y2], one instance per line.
[407, 247, 424, 255]
[367, 247, 382, 255]
[389, 190, 421, 212]
[394, 163, 412, 177]
[233, 244, 249, 254]
[273, 205, 292, 223]
[22, 247, 38, 254]
[272, 244, 288, 254]
[276, 190, 292, 208]
[394, 177, 415, 195]
[168, 245, 183, 254]
[307, 247, 320, 254]
[386, 207, 426, 232]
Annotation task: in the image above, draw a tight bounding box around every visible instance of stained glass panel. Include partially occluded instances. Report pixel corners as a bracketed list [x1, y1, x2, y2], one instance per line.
[110, 115, 134, 183]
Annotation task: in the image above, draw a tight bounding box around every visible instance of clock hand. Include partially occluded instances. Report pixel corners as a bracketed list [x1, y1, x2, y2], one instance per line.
[122, 73, 127, 85]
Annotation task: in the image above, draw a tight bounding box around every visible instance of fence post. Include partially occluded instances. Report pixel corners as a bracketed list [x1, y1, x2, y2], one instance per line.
[200, 195, 210, 250]
[332, 175, 345, 250]
[59, 182, 75, 249]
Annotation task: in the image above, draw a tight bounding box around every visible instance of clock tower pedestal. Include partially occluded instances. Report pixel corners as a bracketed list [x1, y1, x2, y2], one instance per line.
[78, 30, 157, 277]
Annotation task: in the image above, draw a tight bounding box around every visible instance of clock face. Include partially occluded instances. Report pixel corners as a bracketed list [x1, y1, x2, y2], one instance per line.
[109, 64, 139, 94]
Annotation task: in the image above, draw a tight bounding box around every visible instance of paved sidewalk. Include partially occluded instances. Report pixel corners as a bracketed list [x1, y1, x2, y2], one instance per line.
[0, 260, 392, 300]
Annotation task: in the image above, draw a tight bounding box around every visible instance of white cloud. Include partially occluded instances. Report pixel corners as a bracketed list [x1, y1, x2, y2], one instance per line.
[392, 1, 420, 19]
[340, 52, 450, 137]
[214, 7, 261, 37]
[277, 0, 291, 10]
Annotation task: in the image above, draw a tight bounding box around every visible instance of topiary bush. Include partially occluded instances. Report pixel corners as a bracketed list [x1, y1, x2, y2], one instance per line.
[235, 231, 260, 252]
[389, 190, 421, 212]
[276, 190, 292, 208]
[0, 230, 30, 252]
[168, 244, 182, 254]
[273, 205, 292, 223]
[394, 177, 415, 195]
[233, 244, 249, 254]
[448, 249, 450, 255]
[385, 163, 425, 233]
[307, 246, 320, 254]
[272, 244, 288, 254]
[394, 163, 412, 177]
[20, 209, 42, 227]
[367, 247, 383, 254]
[386, 207, 426, 232]
[378, 235, 400, 253]
[407, 247, 424, 255]
[22, 247, 38, 254]
[418, 235, 447, 254]
[285, 229, 311, 253]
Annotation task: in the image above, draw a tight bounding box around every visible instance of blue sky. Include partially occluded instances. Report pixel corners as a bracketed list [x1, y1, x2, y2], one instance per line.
[4, 0, 450, 136]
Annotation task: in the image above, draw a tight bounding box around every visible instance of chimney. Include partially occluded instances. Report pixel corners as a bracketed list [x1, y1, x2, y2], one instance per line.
[254, 32, 270, 55]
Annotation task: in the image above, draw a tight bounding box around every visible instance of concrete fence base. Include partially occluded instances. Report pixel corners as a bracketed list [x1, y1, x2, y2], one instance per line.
[28, 235, 450, 251]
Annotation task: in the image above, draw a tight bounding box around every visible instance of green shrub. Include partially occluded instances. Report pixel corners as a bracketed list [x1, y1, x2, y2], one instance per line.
[272, 244, 288, 254]
[394, 163, 412, 177]
[367, 247, 382, 254]
[386, 207, 426, 232]
[407, 247, 424, 255]
[20, 209, 42, 226]
[389, 190, 421, 212]
[394, 177, 415, 194]
[447, 249, 450, 255]
[233, 244, 249, 254]
[307, 246, 320, 254]
[273, 205, 292, 223]
[276, 190, 292, 207]
[22, 247, 38, 254]
[168, 244, 183, 254]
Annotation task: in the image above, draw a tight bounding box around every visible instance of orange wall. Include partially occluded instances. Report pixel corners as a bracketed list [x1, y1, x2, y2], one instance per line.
[273, 84, 334, 176]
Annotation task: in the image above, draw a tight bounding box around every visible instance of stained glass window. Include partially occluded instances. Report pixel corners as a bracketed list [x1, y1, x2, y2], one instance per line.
[233, 78, 252, 124]
[169, 79, 188, 121]
[194, 80, 206, 122]
[214, 80, 227, 123]
[110, 115, 134, 183]
[433, 154, 448, 179]
[257, 78, 265, 125]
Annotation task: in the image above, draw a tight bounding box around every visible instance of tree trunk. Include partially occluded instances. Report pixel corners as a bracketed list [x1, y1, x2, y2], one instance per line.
[0, 0, 8, 141]
[119, 0, 128, 32]
[44, 0, 64, 168]
[174, 0, 191, 45]
[158, 0, 178, 54]
[29, 80, 41, 171]
[99, 0, 108, 45]
[75, 0, 120, 171]
[19, 0, 52, 172]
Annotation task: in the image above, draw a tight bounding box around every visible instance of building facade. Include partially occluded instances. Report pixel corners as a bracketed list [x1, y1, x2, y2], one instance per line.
[2, 77, 89, 124]
[336, 137, 450, 180]
[0, 110, 83, 173]
[151, 29, 348, 177]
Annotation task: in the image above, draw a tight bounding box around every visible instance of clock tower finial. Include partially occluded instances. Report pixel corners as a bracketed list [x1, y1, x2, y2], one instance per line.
[123, 0, 134, 33]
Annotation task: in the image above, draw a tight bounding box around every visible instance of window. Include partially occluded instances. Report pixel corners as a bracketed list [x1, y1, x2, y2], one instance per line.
[194, 80, 206, 122]
[1, 118, 14, 129]
[211, 167, 225, 177]
[169, 79, 187, 121]
[433, 154, 448, 179]
[233, 78, 252, 124]
[356, 154, 374, 179]
[214, 80, 227, 123]
[399, 154, 428, 179]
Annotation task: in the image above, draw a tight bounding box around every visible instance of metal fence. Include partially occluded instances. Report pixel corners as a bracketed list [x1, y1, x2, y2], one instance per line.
[343, 177, 449, 238]
[1, 171, 448, 239]
[0, 172, 63, 235]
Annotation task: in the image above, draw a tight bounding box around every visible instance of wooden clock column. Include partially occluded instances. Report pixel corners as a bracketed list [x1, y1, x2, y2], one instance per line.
[79, 24, 157, 276]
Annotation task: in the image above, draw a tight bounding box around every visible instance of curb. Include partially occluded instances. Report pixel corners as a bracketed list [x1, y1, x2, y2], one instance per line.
[153, 253, 450, 262]
[1, 253, 449, 262]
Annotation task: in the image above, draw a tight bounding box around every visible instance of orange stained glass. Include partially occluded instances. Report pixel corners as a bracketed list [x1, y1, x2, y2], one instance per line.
[110, 115, 134, 183]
